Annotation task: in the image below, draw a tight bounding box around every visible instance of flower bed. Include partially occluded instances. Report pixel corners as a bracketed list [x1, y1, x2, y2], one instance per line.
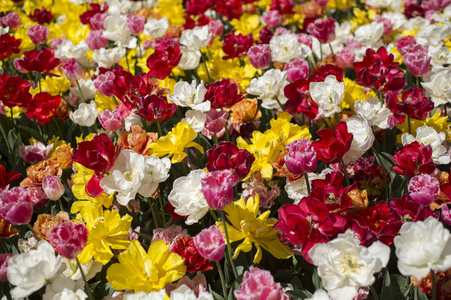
[0, 0, 451, 299]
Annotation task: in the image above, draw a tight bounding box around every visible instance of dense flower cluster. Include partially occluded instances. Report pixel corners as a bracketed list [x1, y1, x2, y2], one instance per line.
[1, 0, 451, 299]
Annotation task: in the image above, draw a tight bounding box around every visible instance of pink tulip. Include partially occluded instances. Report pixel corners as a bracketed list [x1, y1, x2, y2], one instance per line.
[49, 221, 89, 259]
[193, 225, 225, 262]
[0, 187, 33, 225]
[27, 24, 49, 45]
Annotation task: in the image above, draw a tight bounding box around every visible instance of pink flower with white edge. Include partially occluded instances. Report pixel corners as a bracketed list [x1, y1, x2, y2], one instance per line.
[262, 10, 281, 28]
[193, 225, 225, 262]
[0, 187, 33, 225]
[27, 24, 49, 45]
[408, 173, 440, 206]
[284, 139, 318, 175]
[42, 175, 65, 201]
[62, 58, 83, 82]
[235, 267, 285, 300]
[202, 109, 228, 139]
[86, 30, 109, 50]
[49, 222, 88, 259]
[0, 253, 13, 282]
[201, 169, 234, 210]
[208, 19, 224, 40]
[94, 71, 116, 97]
[336, 47, 355, 68]
[98, 109, 123, 131]
[126, 14, 145, 35]
[28, 186, 48, 207]
[248, 44, 271, 69]
[2, 12, 20, 30]
[284, 58, 309, 82]
[19, 141, 53, 164]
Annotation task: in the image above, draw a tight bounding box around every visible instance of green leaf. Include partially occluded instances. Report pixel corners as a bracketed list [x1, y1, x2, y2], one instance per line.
[312, 267, 323, 290]
[284, 289, 313, 299]
[17, 125, 45, 143]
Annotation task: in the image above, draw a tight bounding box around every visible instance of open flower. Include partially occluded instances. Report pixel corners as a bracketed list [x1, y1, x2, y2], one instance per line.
[107, 240, 186, 293]
[309, 230, 390, 300]
[216, 194, 292, 264]
[394, 217, 451, 280]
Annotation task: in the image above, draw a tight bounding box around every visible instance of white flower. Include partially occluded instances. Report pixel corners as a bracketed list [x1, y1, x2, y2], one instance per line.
[124, 290, 166, 300]
[43, 276, 87, 300]
[394, 216, 451, 280]
[168, 169, 208, 225]
[106, 0, 134, 15]
[181, 110, 207, 133]
[421, 68, 451, 106]
[269, 32, 312, 63]
[70, 78, 95, 101]
[381, 12, 406, 30]
[139, 155, 171, 198]
[306, 290, 331, 300]
[180, 25, 211, 50]
[54, 40, 91, 66]
[416, 24, 451, 47]
[102, 15, 137, 48]
[246, 69, 288, 100]
[70, 100, 98, 127]
[354, 97, 391, 129]
[143, 17, 169, 38]
[62, 259, 102, 281]
[401, 125, 450, 165]
[169, 284, 214, 300]
[178, 49, 201, 70]
[93, 47, 126, 68]
[285, 173, 325, 205]
[365, 0, 393, 8]
[261, 84, 289, 110]
[353, 22, 384, 46]
[124, 109, 143, 131]
[7, 240, 65, 298]
[168, 80, 210, 112]
[343, 114, 375, 163]
[429, 45, 451, 68]
[309, 75, 344, 118]
[309, 231, 390, 300]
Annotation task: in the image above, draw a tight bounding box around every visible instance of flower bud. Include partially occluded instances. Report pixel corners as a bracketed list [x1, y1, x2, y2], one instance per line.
[27, 24, 49, 45]
[62, 58, 83, 82]
[42, 175, 65, 201]
[193, 225, 225, 262]
[247, 44, 271, 69]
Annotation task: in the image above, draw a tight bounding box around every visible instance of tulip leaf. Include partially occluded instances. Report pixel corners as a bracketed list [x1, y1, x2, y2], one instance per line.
[381, 269, 409, 300]
[284, 289, 313, 299]
[312, 267, 323, 290]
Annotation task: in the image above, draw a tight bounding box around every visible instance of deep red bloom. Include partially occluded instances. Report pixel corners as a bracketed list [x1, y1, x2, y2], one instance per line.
[136, 95, 177, 123]
[347, 201, 402, 247]
[170, 236, 213, 273]
[387, 194, 437, 224]
[146, 43, 182, 79]
[29, 8, 53, 24]
[71, 133, 120, 197]
[258, 26, 274, 44]
[79, 2, 109, 27]
[354, 47, 406, 94]
[205, 78, 244, 109]
[404, 2, 425, 18]
[386, 85, 434, 127]
[0, 73, 32, 108]
[206, 141, 255, 184]
[0, 164, 21, 192]
[25, 92, 60, 125]
[0, 33, 21, 59]
[274, 198, 347, 263]
[311, 64, 344, 82]
[311, 122, 353, 164]
[222, 30, 254, 60]
[284, 78, 319, 120]
[307, 18, 336, 44]
[390, 141, 436, 176]
[270, 0, 295, 14]
[15, 47, 62, 76]
[213, 0, 242, 20]
[185, 0, 214, 15]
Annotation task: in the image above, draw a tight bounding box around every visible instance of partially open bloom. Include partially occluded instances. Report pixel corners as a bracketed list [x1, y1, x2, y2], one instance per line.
[49, 221, 89, 259]
[0, 73, 32, 108]
[201, 169, 234, 210]
[408, 174, 440, 206]
[390, 141, 436, 176]
[70, 100, 98, 127]
[193, 225, 225, 262]
[311, 122, 353, 164]
[248, 44, 271, 69]
[309, 230, 390, 300]
[62, 58, 83, 82]
[0, 33, 21, 59]
[284, 58, 309, 82]
[222, 30, 254, 60]
[107, 240, 186, 293]
[235, 267, 285, 300]
[28, 24, 49, 45]
[25, 92, 61, 125]
[15, 47, 61, 76]
[0, 187, 33, 225]
[216, 194, 292, 263]
[270, 32, 311, 63]
[136, 95, 177, 123]
[168, 80, 209, 112]
[205, 78, 244, 109]
[42, 175, 65, 201]
[309, 75, 344, 118]
[146, 43, 182, 79]
[170, 236, 212, 273]
[284, 139, 317, 175]
[394, 217, 451, 280]
[344, 114, 375, 163]
[98, 109, 123, 131]
[2, 12, 20, 30]
[307, 18, 336, 43]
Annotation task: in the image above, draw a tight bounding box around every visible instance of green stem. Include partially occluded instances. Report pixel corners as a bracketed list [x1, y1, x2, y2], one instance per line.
[26, 223, 40, 241]
[38, 73, 42, 93]
[431, 270, 437, 300]
[328, 43, 334, 55]
[320, 43, 323, 61]
[215, 261, 228, 297]
[370, 286, 379, 300]
[213, 132, 219, 145]
[0, 119, 12, 152]
[407, 115, 411, 135]
[157, 189, 166, 227]
[76, 257, 94, 300]
[157, 122, 162, 137]
[76, 80, 86, 103]
[125, 48, 130, 73]
[209, 210, 218, 222]
[275, 97, 286, 112]
[149, 199, 160, 228]
[219, 210, 239, 279]
[341, 159, 350, 187]
[201, 52, 212, 83]
[304, 172, 311, 195]
[58, 198, 65, 212]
